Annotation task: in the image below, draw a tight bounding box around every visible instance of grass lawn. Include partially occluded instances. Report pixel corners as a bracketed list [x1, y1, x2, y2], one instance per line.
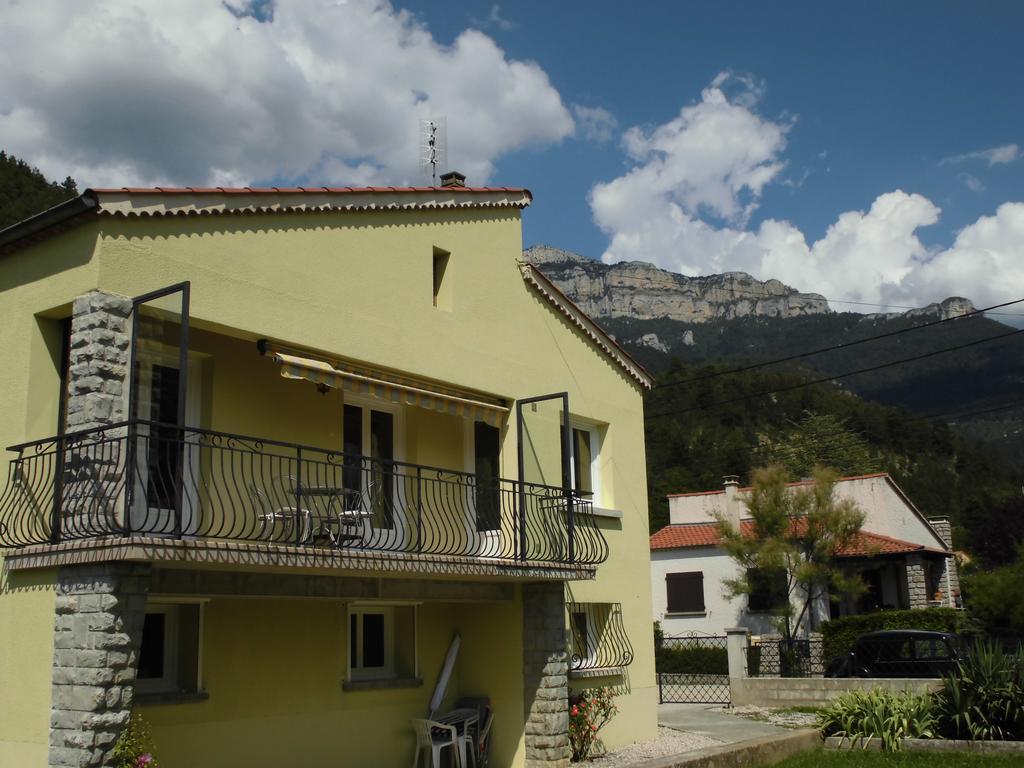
[773, 748, 1024, 768]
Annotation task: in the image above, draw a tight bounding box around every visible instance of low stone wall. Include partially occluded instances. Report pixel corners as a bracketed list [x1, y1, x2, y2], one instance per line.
[730, 677, 941, 708]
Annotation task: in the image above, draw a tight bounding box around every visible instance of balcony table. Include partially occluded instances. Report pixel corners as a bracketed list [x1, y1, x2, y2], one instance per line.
[298, 486, 370, 546]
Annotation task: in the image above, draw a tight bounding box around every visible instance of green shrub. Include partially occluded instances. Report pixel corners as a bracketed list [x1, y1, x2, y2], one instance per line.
[817, 689, 937, 751]
[653, 621, 729, 674]
[112, 714, 159, 768]
[655, 644, 728, 674]
[963, 555, 1024, 636]
[934, 641, 1024, 741]
[820, 608, 961, 661]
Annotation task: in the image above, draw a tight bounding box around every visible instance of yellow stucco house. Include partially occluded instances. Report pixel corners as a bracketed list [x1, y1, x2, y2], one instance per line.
[0, 177, 657, 768]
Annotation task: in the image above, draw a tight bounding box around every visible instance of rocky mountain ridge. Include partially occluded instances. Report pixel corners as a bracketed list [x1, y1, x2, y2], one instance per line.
[523, 245, 976, 326]
[524, 244, 831, 324]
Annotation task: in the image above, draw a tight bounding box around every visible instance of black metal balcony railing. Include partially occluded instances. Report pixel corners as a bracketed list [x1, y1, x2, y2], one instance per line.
[568, 601, 634, 673]
[0, 420, 608, 566]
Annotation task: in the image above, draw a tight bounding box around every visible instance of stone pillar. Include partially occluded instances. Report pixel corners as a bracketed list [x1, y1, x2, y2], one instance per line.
[725, 627, 748, 679]
[523, 582, 570, 768]
[50, 563, 151, 768]
[61, 291, 133, 539]
[66, 291, 133, 432]
[928, 517, 961, 607]
[905, 554, 928, 609]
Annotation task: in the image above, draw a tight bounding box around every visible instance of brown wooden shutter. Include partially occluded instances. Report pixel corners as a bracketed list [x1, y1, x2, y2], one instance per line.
[665, 572, 705, 613]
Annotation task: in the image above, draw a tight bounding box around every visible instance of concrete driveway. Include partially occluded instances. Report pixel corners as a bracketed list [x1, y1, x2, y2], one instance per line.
[658, 704, 790, 744]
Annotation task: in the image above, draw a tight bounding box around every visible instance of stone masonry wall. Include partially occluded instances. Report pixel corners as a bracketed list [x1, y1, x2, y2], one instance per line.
[523, 582, 570, 767]
[906, 554, 928, 609]
[928, 518, 961, 607]
[66, 291, 132, 433]
[61, 291, 133, 538]
[50, 564, 151, 768]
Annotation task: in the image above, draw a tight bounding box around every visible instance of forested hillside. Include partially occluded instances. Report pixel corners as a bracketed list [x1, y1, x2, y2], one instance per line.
[0, 151, 78, 229]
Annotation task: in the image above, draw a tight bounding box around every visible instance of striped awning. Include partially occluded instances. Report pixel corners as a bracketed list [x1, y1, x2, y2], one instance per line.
[271, 351, 508, 427]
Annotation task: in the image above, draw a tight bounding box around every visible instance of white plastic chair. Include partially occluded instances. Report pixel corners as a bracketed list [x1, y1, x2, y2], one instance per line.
[411, 719, 461, 768]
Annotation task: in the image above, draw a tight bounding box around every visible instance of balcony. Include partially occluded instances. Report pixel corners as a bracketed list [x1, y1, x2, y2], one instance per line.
[0, 420, 608, 578]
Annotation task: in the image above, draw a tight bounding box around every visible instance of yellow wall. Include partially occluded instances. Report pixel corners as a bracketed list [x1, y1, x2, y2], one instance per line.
[0, 201, 657, 758]
[0, 566, 57, 765]
[137, 594, 523, 768]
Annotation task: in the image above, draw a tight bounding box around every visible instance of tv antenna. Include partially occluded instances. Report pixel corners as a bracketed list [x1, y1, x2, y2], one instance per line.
[420, 117, 447, 185]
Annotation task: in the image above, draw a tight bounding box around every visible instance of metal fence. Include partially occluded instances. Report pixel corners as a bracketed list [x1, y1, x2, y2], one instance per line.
[747, 636, 825, 678]
[0, 420, 609, 566]
[656, 634, 730, 703]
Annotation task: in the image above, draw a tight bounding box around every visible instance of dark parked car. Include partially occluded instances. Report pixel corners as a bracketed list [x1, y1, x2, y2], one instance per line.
[825, 629, 965, 678]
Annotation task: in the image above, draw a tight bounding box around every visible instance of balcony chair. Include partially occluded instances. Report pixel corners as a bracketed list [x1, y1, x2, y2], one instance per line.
[247, 480, 312, 544]
[410, 718, 461, 768]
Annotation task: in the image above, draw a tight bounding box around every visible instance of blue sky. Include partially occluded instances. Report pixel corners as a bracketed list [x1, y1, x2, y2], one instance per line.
[1, 0, 1020, 310]
[403, 1, 1022, 258]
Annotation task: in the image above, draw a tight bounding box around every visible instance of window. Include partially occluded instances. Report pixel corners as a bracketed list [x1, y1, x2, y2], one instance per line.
[347, 604, 417, 682]
[432, 247, 451, 310]
[567, 602, 633, 675]
[665, 572, 705, 614]
[571, 609, 594, 664]
[747, 568, 789, 612]
[569, 423, 602, 505]
[136, 602, 203, 696]
[343, 402, 401, 529]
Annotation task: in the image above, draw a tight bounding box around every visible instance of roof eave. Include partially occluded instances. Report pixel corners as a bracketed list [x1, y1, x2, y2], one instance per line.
[0, 191, 98, 253]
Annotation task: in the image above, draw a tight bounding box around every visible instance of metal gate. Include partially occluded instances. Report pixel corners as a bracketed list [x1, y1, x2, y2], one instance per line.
[656, 634, 730, 704]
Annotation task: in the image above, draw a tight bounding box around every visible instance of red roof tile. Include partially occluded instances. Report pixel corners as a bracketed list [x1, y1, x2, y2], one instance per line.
[90, 186, 531, 196]
[649, 519, 948, 557]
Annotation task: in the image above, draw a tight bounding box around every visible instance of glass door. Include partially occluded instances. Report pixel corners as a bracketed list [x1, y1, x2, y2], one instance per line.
[471, 421, 502, 556]
[343, 401, 402, 545]
[128, 284, 196, 537]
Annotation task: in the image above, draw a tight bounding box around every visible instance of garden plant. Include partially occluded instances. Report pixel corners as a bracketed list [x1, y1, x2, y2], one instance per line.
[111, 713, 159, 768]
[568, 687, 617, 762]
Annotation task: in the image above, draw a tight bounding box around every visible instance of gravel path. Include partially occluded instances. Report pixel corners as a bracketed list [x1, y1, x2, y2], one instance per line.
[725, 705, 819, 729]
[584, 726, 723, 767]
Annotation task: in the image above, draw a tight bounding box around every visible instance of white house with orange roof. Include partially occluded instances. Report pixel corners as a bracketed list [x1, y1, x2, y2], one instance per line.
[649, 473, 959, 637]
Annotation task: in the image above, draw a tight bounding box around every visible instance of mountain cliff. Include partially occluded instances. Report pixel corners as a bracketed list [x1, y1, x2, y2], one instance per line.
[524, 244, 830, 323]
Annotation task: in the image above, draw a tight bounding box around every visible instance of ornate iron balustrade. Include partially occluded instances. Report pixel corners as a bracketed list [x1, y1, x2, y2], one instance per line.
[568, 601, 634, 673]
[0, 421, 609, 566]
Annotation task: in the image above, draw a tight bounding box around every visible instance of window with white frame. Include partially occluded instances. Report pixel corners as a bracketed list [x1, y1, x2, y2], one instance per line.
[569, 422, 602, 506]
[347, 604, 417, 682]
[136, 602, 203, 696]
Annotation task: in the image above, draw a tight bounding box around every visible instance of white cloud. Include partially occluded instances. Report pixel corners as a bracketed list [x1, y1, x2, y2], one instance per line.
[940, 143, 1020, 167]
[591, 75, 1024, 311]
[571, 105, 617, 144]
[0, 0, 572, 188]
[958, 172, 985, 192]
[472, 4, 517, 31]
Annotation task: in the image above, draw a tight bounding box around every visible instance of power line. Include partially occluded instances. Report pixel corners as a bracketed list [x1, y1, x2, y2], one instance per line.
[827, 297, 1024, 316]
[652, 297, 1024, 391]
[924, 399, 1024, 423]
[645, 327, 1024, 420]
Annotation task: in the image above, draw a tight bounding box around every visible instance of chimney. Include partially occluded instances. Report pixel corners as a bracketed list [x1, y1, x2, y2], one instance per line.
[439, 171, 466, 188]
[723, 475, 741, 530]
[927, 517, 953, 550]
